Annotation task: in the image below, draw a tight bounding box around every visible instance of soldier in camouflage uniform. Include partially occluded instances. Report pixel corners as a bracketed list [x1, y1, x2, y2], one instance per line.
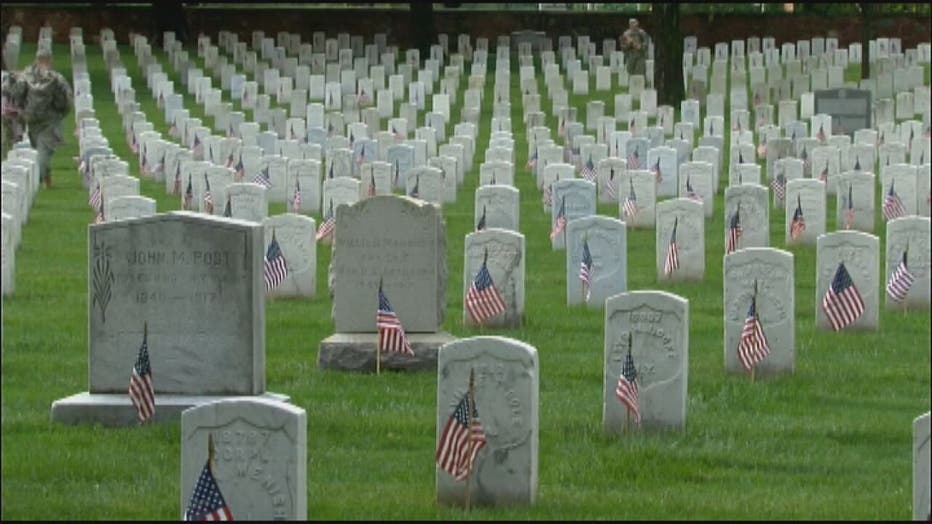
[1, 64, 28, 157]
[620, 18, 649, 77]
[23, 48, 71, 188]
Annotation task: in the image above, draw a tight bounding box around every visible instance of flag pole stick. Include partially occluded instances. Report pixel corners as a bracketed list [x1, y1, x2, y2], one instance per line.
[750, 280, 758, 383]
[376, 277, 382, 375]
[465, 368, 475, 512]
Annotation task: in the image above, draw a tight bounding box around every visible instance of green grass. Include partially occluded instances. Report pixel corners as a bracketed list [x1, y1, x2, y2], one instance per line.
[1, 41, 930, 521]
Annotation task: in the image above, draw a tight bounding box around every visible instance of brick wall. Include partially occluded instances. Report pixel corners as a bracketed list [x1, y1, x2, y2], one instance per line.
[2, 5, 929, 52]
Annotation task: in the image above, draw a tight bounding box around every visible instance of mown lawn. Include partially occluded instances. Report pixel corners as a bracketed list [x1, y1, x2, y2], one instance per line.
[1, 38, 929, 520]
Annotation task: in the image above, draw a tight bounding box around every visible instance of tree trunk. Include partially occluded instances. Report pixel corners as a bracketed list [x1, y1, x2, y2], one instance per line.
[859, 3, 871, 79]
[410, 2, 434, 57]
[651, 3, 684, 107]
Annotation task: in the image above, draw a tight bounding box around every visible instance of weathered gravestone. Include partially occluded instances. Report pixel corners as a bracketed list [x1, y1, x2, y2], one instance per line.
[318, 196, 455, 371]
[550, 179, 596, 250]
[619, 170, 656, 228]
[264, 214, 316, 298]
[885, 216, 931, 310]
[723, 248, 795, 376]
[724, 184, 770, 251]
[915, 411, 931, 521]
[834, 172, 876, 232]
[436, 336, 538, 507]
[815, 231, 879, 331]
[227, 183, 268, 223]
[603, 291, 689, 432]
[656, 199, 704, 281]
[51, 212, 288, 426]
[475, 185, 520, 232]
[180, 397, 306, 520]
[462, 229, 525, 328]
[107, 195, 157, 222]
[785, 179, 826, 245]
[566, 216, 627, 308]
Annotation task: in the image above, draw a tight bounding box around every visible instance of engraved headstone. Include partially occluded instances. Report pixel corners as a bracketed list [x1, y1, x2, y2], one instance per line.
[884, 216, 931, 310]
[51, 213, 287, 425]
[566, 216, 627, 308]
[462, 229, 525, 328]
[815, 231, 879, 330]
[723, 248, 794, 375]
[436, 336, 538, 507]
[656, 199, 705, 281]
[603, 291, 689, 432]
[180, 397, 306, 520]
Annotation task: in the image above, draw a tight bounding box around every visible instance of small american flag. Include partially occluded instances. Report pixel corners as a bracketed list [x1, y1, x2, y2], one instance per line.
[737, 291, 771, 373]
[549, 196, 567, 241]
[663, 217, 680, 277]
[627, 148, 641, 170]
[579, 238, 593, 302]
[224, 152, 234, 169]
[129, 129, 139, 153]
[184, 460, 233, 521]
[367, 173, 377, 197]
[885, 248, 915, 303]
[409, 175, 420, 198]
[615, 336, 640, 426]
[192, 133, 202, 155]
[800, 147, 810, 173]
[853, 156, 862, 171]
[328, 161, 335, 180]
[543, 183, 553, 207]
[525, 147, 538, 172]
[726, 204, 743, 255]
[771, 171, 786, 202]
[622, 179, 639, 221]
[356, 145, 367, 167]
[128, 324, 155, 423]
[465, 254, 507, 324]
[316, 200, 336, 241]
[202, 175, 214, 214]
[882, 179, 906, 221]
[757, 136, 767, 157]
[89, 183, 102, 211]
[816, 124, 826, 143]
[790, 195, 806, 241]
[357, 88, 371, 106]
[254, 166, 272, 189]
[183, 175, 194, 211]
[605, 167, 617, 200]
[263, 233, 288, 292]
[476, 205, 486, 231]
[223, 197, 232, 218]
[173, 163, 182, 194]
[685, 175, 703, 203]
[378, 283, 414, 355]
[291, 178, 302, 213]
[140, 145, 149, 174]
[821, 261, 865, 331]
[581, 156, 596, 183]
[435, 381, 487, 481]
[844, 184, 855, 230]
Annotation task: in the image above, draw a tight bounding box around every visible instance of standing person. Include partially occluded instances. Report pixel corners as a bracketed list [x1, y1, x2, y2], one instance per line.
[22, 47, 71, 188]
[1, 56, 28, 157]
[620, 18, 649, 77]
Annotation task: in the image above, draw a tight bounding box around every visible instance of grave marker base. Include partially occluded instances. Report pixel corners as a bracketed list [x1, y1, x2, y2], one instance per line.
[318, 332, 458, 372]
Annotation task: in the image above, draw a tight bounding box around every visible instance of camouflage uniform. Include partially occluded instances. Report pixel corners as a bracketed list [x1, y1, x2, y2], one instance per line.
[621, 26, 649, 77]
[23, 62, 71, 186]
[1, 70, 28, 156]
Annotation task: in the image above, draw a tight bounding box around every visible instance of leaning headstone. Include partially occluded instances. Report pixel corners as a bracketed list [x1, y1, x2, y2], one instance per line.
[656, 199, 704, 281]
[264, 214, 317, 298]
[914, 411, 931, 521]
[884, 216, 930, 310]
[462, 229, 525, 328]
[180, 397, 306, 520]
[436, 336, 538, 507]
[603, 291, 689, 432]
[723, 248, 795, 376]
[565, 216, 627, 308]
[815, 231, 879, 330]
[51, 212, 288, 426]
[318, 196, 455, 372]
